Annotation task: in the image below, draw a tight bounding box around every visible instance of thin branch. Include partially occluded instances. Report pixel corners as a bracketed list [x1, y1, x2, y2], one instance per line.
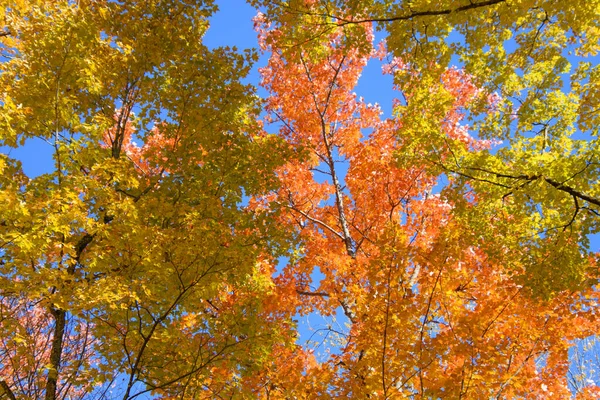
[562, 195, 580, 231]
[449, 162, 600, 211]
[280, 201, 346, 241]
[481, 288, 521, 338]
[296, 290, 330, 297]
[381, 260, 394, 398]
[286, 0, 507, 26]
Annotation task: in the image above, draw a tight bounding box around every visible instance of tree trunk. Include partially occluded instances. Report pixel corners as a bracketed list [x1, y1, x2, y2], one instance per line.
[44, 307, 66, 400]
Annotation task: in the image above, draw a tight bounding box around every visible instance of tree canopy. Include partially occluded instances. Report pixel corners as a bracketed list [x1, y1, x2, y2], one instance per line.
[0, 0, 599, 399]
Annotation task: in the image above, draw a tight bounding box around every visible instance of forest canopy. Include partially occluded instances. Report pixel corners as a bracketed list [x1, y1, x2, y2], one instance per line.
[1, 0, 599, 399]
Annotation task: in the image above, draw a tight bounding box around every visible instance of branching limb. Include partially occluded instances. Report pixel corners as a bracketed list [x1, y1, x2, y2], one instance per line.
[543, 177, 600, 208]
[279, 201, 346, 241]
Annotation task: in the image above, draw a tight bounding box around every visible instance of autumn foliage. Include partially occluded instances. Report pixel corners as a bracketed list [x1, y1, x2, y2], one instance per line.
[1, 0, 600, 399]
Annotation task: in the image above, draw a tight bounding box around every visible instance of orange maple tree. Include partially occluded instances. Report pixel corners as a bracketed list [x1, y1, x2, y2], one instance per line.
[241, 15, 600, 398]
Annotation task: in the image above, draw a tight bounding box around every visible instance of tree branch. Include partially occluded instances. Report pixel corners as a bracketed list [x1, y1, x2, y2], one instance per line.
[45, 308, 66, 400]
[0, 380, 17, 400]
[280, 201, 346, 241]
[286, 0, 507, 26]
[296, 290, 330, 297]
[448, 162, 600, 211]
[543, 177, 600, 208]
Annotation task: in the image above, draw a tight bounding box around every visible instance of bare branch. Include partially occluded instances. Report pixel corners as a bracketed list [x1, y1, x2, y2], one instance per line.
[283, 0, 507, 26]
[279, 201, 346, 241]
[296, 290, 330, 297]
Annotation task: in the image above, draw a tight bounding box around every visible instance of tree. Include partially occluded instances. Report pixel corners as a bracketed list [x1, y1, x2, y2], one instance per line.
[1, 0, 599, 399]
[251, 0, 600, 298]
[0, 1, 292, 399]
[240, 0, 600, 397]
